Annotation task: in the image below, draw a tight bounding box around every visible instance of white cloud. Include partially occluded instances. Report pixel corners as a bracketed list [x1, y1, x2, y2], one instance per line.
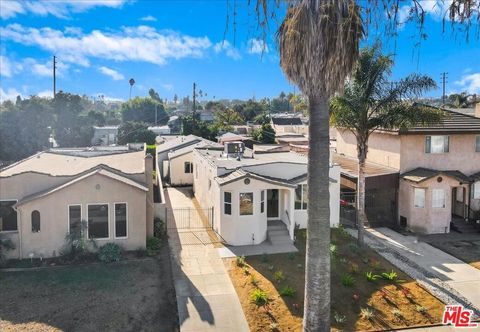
[1, 24, 212, 67]
[1, 56, 68, 78]
[248, 39, 269, 54]
[37, 90, 54, 98]
[0, 56, 14, 77]
[214, 41, 241, 60]
[140, 15, 157, 22]
[98, 66, 124, 80]
[0, 0, 127, 19]
[455, 73, 480, 94]
[0, 88, 22, 102]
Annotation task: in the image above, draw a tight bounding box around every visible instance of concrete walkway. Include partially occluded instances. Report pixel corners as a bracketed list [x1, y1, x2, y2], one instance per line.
[359, 227, 480, 316]
[165, 187, 250, 332]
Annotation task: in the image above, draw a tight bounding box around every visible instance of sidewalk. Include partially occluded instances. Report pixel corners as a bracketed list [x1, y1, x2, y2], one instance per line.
[165, 187, 250, 332]
[356, 227, 480, 316]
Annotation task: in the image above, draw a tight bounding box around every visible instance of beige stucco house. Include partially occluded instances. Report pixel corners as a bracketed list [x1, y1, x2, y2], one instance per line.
[192, 142, 340, 246]
[335, 107, 480, 234]
[0, 146, 154, 259]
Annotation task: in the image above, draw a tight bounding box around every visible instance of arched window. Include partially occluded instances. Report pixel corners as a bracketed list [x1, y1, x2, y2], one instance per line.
[31, 210, 40, 233]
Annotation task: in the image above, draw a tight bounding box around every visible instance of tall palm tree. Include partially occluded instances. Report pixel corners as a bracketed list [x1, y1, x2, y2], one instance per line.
[330, 45, 442, 245]
[277, 1, 362, 330]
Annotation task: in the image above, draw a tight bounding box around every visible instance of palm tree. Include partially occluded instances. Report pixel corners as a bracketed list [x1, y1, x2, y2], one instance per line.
[330, 45, 442, 245]
[277, 1, 362, 330]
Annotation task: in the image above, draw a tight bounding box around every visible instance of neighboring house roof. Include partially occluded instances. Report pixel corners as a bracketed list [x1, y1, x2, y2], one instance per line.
[167, 141, 222, 160]
[333, 153, 398, 178]
[271, 117, 303, 126]
[398, 107, 480, 134]
[276, 136, 309, 143]
[217, 132, 247, 141]
[93, 126, 119, 130]
[0, 149, 145, 177]
[156, 135, 205, 154]
[15, 166, 148, 207]
[400, 167, 470, 183]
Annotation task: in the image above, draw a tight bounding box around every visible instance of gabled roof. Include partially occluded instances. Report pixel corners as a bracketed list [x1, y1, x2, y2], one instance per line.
[400, 167, 470, 184]
[156, 135, 207, 154]
[398, 106, 480, 134]
[167, 141, 222, 160]
[271, 117, 303, 126]
[471, 171, 480, 182]
[15, 166, 148, 207]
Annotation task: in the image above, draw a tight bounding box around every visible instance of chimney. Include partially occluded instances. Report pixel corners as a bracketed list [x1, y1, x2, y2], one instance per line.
[475, 102, 480, 118]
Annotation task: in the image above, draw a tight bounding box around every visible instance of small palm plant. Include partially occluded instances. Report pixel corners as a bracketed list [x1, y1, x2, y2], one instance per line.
[64, 220, 95, 260]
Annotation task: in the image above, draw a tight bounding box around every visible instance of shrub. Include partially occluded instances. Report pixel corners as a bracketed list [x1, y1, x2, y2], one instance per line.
[243, 266, 250, 275]
[330, 244, 337, 257]
[392, 309, 402, 319]
[98, 243, 122, 263]
[146, 236, 161, 254]
[334, 312, 347, 324]
[236, 255, 246, 267]
[341, 274, 355, 287]
[250, 275, 260, 287]
[348, 242, 359, 253]
[261, 253, 269, 263]
[154, 217, 166, 239]
[63, 220, 95, 260]
[337, 225, 350, 239]
[416, 305, 428, 314]
[365, 271, 380, 282]
[250, 289, 269, 306]
[274, 271, 285, 283]
[279, 286, 296, 297]
[381, 270, 398, 281]
[0, 233, 15, 266]
[360, 307, 375, 320]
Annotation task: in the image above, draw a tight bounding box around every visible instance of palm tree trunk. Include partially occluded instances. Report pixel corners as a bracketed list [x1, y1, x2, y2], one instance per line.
[356, 141, 367, 245]
[304, 94, 330, 331]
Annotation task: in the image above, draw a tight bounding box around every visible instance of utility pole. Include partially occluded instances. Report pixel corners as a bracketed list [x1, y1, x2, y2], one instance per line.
[53, 55, 57, 98]
[192, 82, 196, 129]
[440, 72, 448, 106]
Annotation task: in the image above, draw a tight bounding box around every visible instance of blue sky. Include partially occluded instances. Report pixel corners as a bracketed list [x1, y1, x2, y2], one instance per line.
[0, 0, 479, 103]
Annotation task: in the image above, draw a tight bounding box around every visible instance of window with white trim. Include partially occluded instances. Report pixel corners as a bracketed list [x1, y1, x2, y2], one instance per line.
[184, 162, 193, 174]
[474, 181, 480, 199]
[115, 203, 127, 238]
[239, 192, 253, 215]
[432, 189, 446, 208]
[260, 190, 265, 213]
[31, 210, 40, 233]
[0, 201, 18, 231]
[414, 188, 425, 208]
[295, 184, 308, 210]
[88, 204, 109, 239]
[224, 192, 232, 215]
[425, 135, 449, 153]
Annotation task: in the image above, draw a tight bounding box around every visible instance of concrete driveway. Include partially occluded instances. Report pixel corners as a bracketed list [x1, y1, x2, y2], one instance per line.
[165, 187, 249, 332]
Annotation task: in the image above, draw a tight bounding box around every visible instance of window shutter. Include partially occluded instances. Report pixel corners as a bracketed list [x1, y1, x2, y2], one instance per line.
[425, 136, 431, 153]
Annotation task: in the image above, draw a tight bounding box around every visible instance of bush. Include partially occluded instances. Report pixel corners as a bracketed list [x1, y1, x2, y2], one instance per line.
[279, 286, 296, 297]
[341, 274, 355, 287]
[250, 289, 269, 306]
[147, 237, 161, 254]
[250, 275, 260, 287]
[63, 220, 95, 260]
[98, 243, 122, 263]
[334, 312, 347, 324]
[236, 255, 246, 267]
[360, 307, 375, 320]
[154, 217, 166, 239]
[365, 271, 380, 282]
[0, 233, 15, 266]
[381, 270, 398, 281]
[274, 271, 285, 283]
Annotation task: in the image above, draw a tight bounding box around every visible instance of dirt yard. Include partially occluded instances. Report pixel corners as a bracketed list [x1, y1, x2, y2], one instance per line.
[0, 244, 178, 332]
[225, 228, 445, 332]
[421, 232, 480, 270]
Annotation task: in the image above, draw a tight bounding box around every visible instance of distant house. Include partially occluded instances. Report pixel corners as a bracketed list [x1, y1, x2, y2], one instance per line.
[148, 125, 171, 136]
[192, 142, 340, 246]
[0, 146, 154, 259]
[91, 126, 119, 146]
[335, 106, 480, 234]
[271, 117, 308, 135]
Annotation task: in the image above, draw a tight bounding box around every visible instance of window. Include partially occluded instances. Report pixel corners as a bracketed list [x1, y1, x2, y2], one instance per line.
[239, 193, 253, 215]
[295, 184, 308, 210]
[474, 182, 480, 199]
[456, 188, 464, 202]
[0, 201, 18, 231]
[68, 205, 81, 233]
[224, 192, 232, 215]
[115, 203, 127, 238]
[88, 204, 109, 239]
[476, 136, 480, 152]
[425, 135, 449, 153]
[184, 161, 193, 174]
[260, 190, 265, 213]
[432, 189, 446, 208]
[31, 210, 40, 233]
[414, 188, 425, 208]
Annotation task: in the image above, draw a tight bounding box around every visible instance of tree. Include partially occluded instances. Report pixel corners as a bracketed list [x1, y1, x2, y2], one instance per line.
[330, 45, 441, 245]
[275, 2, 363, 330]
[148, 88, 162, 103]
[181, 114, 218, 141]
[233, 99, 268, 121]
[251, 124, 276, 143]
[205, 101, 226, 112]
[213, 108, 244, 132]
[121, 97, 168, 125]
[447, 92, 476, 108]
[117, 122, 157, 145]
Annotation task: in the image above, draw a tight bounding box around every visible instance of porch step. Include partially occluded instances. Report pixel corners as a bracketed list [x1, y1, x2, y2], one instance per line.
[451, 219, 480, 234]
[267, 220, 293, 245]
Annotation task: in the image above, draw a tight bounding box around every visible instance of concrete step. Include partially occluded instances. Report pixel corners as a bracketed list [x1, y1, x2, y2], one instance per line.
[268, 233, 293, 245]
[267, 229, 289, 237]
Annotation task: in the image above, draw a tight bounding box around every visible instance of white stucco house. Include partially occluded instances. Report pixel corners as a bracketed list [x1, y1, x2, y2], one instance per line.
[192, 142, 340, 246]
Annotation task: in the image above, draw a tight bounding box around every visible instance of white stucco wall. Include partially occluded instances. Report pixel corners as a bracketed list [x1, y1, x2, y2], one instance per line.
[169, 152, 194, 186]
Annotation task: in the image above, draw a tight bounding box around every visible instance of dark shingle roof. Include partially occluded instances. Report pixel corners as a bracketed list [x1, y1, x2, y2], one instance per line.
[271, 117, 303, 126]
[399, 106, 480, 134]
[400, 167, 470, 183]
